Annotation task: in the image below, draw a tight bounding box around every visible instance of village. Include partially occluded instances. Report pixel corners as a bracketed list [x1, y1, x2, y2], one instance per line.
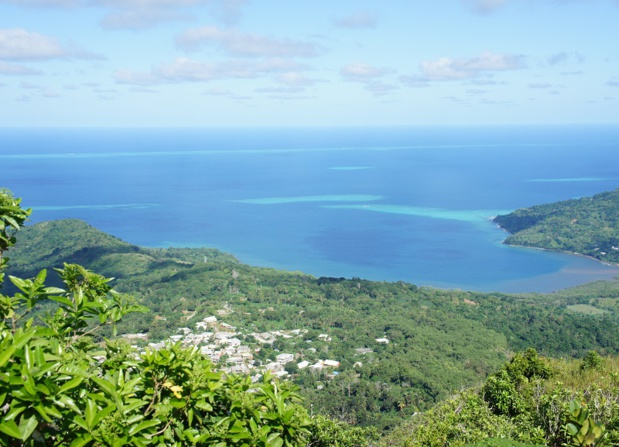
[121, 314, 379, 380]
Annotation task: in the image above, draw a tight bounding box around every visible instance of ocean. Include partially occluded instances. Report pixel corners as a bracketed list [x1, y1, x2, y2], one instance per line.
[2, 125, 619, 293]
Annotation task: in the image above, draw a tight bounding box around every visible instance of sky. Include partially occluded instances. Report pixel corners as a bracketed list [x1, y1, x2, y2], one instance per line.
[0, 0, 618, 127]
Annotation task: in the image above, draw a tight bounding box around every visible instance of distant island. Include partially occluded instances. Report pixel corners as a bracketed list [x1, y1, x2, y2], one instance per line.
[494, 188, 619, 264]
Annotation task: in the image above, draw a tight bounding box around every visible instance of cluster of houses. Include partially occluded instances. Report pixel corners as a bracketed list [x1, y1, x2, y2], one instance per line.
[122, 314, 388, 382]
[125, 315, 342, 379]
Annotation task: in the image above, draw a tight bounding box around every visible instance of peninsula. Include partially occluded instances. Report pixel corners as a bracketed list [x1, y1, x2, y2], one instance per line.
[493, 188, 619, 264]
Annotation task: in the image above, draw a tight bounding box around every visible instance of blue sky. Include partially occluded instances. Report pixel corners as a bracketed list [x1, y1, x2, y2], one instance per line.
[1, 0, 618, 127]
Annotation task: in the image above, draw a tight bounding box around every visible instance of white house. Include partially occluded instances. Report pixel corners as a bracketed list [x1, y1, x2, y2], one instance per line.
[323, 359, 340, 368]
[276, 353, 295, 364]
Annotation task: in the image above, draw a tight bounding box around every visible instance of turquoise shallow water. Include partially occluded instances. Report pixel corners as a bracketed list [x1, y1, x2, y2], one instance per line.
[2, 125, 619, 293]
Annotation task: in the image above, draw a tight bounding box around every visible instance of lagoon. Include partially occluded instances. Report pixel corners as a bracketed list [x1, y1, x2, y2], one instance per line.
[2, 125, 619, 293]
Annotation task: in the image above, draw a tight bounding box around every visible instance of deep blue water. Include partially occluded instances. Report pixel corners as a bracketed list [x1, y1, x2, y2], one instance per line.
[2, 125, 619, 293]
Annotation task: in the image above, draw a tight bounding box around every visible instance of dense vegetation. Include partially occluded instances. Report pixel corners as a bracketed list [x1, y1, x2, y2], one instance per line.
[494, 189, 619, 263]
[6, 217, 619, 431]
[3, 187, 619, 446]
[382, 349, 619, 447]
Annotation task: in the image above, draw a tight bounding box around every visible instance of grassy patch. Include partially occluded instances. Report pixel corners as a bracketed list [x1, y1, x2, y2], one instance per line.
[566, 304, 608, 315]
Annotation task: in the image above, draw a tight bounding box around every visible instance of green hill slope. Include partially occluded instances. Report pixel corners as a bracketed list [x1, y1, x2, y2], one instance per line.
[6, 218, 619, 431]
[494, 189, 619, 263]
[381, 350, 619, 447]
[6, 218, 238, 287]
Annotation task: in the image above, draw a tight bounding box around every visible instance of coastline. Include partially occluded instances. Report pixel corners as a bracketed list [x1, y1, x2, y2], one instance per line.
[492, 219, 619, 269]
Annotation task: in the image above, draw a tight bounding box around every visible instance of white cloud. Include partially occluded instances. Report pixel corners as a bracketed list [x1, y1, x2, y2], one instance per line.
[0, 61, 42, 75]
[0, 29, 67, 60]
[469, 78, 502, 85]
[203, 87, 233, 96]
[560, 70, 583, 76]
[208, 0, 248, 25]
[100, 8, 191, 29]
[340, 63, 396, 96]
[399, 75, 430, 88]
[364, 81, 398, 96]
[529, 82, 552, 89]
[0, 0, 80, 7]
[444, 95, 470, 105]
[42, 88, 60, 98]
[0, 0, 249, 28]
[0, 28, 103, 61]
[176, 27, 324, 58]
[334, 11, 379, 29]
[20, 81, 42, 89]
[546, 51, 585, 66]
[96, 0, 249, 29]
[463, 0, 508, 14]
[419, 52, 525, 81]
[202, 87, 248, 100]
[340, 62, 391, 81]
[547, 52, 568, 66]
[274, 72, 320, 88]
[115, 57, 306, 85]
[255, 86, 303, 94]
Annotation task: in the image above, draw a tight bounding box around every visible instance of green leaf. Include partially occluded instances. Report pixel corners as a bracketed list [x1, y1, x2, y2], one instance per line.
[58, 364, 90, 378]
[112, 436, 128, 447]
[126, 414, 144, 425]
[566, 423, 579, 436]
[73, 416, 89, 432]
[33, 403, 53, 422]
[44, 287, 65, 295]
[0, 330, 35, 368]
[18, 415, 38, 441]
[0, 420, 22, 439]
[92, 376, 117, 397]
[21, 374, 38, 396]
[266, 432, 284, 447]
[33, 345, 46, 369]
[8, 276, 28, 291]
[84, 399, 99, 429]
[58, 376, 85, 394]
[4, 404, 26, 421]
[91, 405, 116, 427]
[69, 434, 94, 447]
[128, 419, 160, 436]
[49, 295, 74, 308]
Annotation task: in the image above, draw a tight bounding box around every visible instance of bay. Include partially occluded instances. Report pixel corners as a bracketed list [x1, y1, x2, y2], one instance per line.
[2, 125, 619, 293]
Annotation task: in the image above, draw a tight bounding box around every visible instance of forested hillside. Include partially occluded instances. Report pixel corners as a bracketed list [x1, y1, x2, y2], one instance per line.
[7, 218, 619, 431]
[494, 188, 619, 263]
[381, 349, 619, 447]
[3, 188, 619, 445]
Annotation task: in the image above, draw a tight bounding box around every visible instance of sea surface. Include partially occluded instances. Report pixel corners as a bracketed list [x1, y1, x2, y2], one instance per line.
[2, 125, 619, 293]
